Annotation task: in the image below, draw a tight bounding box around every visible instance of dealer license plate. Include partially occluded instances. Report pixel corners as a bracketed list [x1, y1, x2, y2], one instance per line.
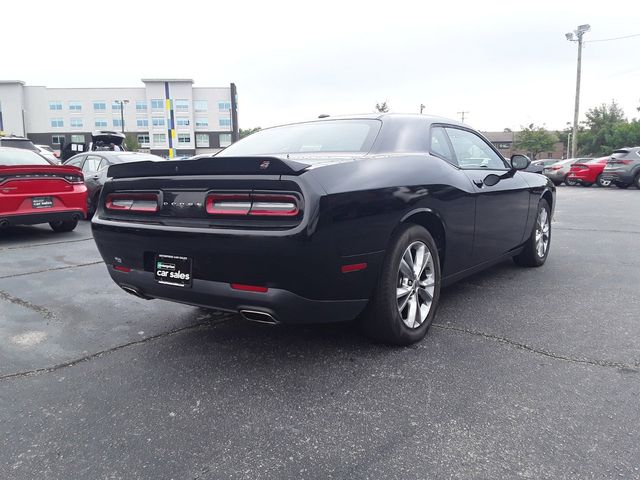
[154, 254, 192, 287]
[32, 197, 54, 209]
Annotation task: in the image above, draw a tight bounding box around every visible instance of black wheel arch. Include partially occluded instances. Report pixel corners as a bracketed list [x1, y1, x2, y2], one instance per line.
[399, 208, 446, 275]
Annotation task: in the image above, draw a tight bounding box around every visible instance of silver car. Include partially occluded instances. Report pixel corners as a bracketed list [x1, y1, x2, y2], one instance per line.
[543, 158, 592, 185]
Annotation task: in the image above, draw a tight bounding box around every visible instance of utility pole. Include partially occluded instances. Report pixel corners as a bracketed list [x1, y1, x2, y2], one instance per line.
[457, 111, 469, 123]
[419, 104, 425, 114]
[565, 24, 590, 158]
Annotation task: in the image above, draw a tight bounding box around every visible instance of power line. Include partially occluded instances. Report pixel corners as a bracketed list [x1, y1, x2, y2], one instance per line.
[587, 33, 640, 43]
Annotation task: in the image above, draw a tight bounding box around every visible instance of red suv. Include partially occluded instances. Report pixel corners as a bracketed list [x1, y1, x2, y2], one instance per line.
[0, 147, 87, 232]
[565, 157, 609, 187]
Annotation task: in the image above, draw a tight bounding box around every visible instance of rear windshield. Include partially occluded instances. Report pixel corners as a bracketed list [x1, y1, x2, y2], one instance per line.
[111, 153, 164, 164]
[217, 120, 381, 157]
[0, 148, 49, 166]
[611, 151, 629, 159]
[1, 139, 36, 150]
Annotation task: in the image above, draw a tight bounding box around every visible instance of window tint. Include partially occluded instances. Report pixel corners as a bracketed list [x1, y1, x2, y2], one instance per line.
[83, 155, 102, 173]
[445, 128, 506, 170]
[66, 156, 84, 168]
[218, 120, 381, 157]
[430, 127, 456, 165]
[0, 148, 49, 166]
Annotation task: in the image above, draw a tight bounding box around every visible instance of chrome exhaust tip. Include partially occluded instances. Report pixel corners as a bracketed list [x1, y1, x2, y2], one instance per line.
[240, 310, 278, 325]
[120, 284, 150, 300]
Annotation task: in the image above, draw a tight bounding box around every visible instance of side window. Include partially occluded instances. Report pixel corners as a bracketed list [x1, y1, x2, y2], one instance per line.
[97, 158, 110, 170]
[66, 156, 84, 168]
[82, 155, 102, 173]
[445, 128, 507, 170]
[430, 126, 456, 166]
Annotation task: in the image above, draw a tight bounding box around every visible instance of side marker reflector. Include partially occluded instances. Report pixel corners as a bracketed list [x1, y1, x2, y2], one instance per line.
[113, 265, 132, 273]
[231, 283, 268, 293]
[341, 262, 367, 273]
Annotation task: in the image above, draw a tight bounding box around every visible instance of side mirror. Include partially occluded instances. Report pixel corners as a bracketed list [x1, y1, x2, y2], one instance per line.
[510, 154, 531, 170]
[483, 174, 501, 187]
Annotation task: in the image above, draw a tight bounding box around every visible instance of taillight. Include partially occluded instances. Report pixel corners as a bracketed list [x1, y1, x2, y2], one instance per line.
[549, 166, 562, 170]
[206, 193, 300, 217]
[63, 174, 84, 184]
[105, 193, 159, 212]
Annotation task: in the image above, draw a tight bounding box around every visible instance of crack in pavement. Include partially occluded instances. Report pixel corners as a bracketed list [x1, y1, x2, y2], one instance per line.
[0, 237, 93, 251]
[432, 323, 640, 371]
[0, 314, 235, 382]
[0, 290, 57, 321]
[554, 226, 640, 235]
[0, 260, 104, 280]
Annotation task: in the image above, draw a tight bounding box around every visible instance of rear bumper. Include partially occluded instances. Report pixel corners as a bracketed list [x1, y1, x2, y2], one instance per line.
[0, 209, 85, 226]
[107, 265, 368, 324]
[567, 171, 596, 183]
[543, 171, 566, 182]
[600, 171, 634, 184]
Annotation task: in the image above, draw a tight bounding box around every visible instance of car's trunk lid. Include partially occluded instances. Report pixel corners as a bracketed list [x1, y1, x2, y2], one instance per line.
[0, 165, 83, 195]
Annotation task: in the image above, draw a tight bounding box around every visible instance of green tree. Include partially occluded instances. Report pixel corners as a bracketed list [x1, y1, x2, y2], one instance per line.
[375, 101, 389, 113]
[514, 124, 558, 160]
[239, 127, 261, 139]
[579, 101, 626, 155]
[124, 133, 140, 151]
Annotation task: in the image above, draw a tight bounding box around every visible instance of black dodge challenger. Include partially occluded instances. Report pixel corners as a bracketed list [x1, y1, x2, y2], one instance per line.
[92, 114, 554, 345]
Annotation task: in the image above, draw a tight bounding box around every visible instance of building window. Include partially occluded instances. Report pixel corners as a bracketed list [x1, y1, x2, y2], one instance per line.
[177, 133, 191, 144]
[219, 118, 231, 128]
[218, 101, 231, 112]
[136, 101, 147, 111]
[113, 118, 123, 128]
[137, 134, 150, 144]
[195, 117, 209, 128]
[136, 118, 149, 128]
[176, 117, 190, 128]
[52, 135, 65, 145]
[152, 117, 165, 128]
[50, 118, 64, 128]
[151, 99, 164, 110]
[112, 101, 123, 111]
[196, 133, 209, 148]
[194, 100, 207, 112]
[219, 133, 232, 147]
[70, 118, 83, 128]
[93, 101, 107, 111]
[69, 102, 82, 111]
[175, 99, 189, 111]
[49, 102, 63, 111]
[95, 118, 108, 128]
[153, 133, 166, 145]
[71, 134, 85, 143]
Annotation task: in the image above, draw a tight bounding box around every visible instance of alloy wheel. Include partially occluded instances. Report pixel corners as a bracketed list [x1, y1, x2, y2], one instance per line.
[535, 207, 550, 258]
[396, 241, 436, 329]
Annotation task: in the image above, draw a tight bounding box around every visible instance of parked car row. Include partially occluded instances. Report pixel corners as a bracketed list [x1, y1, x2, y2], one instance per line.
[541, 147, 640, 189]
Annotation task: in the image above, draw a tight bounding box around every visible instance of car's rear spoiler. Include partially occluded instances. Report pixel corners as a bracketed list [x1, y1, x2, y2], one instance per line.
[107, 156, 311, 178]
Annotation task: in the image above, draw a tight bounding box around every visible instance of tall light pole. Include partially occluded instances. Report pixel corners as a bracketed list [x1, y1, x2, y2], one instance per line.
[566, 24, 590, 158]
[117, 99, 129, 134]
[419, 104, 425, 114]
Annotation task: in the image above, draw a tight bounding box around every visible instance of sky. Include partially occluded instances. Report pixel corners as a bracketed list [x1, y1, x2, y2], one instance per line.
[3, 0, 640, 132]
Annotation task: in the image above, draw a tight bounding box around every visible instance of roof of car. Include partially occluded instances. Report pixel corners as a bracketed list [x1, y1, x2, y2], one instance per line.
[274, 113, 468, 129]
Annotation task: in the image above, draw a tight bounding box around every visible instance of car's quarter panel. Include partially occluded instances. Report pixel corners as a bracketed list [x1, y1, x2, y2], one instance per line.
[306, 154, 477, 279]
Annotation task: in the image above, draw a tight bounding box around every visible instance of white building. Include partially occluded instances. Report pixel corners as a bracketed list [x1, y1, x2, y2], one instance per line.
[0, 79, 239, 157]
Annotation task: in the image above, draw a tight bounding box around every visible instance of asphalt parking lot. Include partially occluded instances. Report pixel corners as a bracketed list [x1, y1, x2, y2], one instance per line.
[1, 186, 639, 479]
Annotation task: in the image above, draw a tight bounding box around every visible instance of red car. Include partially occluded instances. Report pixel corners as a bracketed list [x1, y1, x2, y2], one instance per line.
[0, 147, 87, 232]
[566, 157, 609, 187]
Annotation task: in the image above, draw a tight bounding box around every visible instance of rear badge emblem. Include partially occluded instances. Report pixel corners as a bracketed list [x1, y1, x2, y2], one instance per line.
[259, 160, 270, 170]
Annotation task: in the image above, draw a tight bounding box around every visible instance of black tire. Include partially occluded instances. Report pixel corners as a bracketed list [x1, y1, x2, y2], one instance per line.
[596, 174, 611, 187]
[89, 190, 101, 216]
[615, 182, 630, 189]
[581, 182, 593, 187]
[565, 176, 578, 186]
[361, 224, 441, 346]
[49, 220, 78, 233]
[634, 173, 640, 189]
[552, 180, 562, 186]
[513, 199, 551, 267]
